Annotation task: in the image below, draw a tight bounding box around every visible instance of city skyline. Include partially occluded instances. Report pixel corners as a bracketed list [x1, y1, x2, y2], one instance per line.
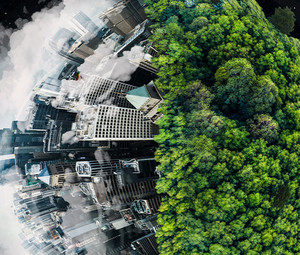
[0, 1, 161, 254]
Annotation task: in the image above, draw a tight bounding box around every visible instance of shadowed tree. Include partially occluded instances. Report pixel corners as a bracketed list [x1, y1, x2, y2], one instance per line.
[268, 7, 296, 35]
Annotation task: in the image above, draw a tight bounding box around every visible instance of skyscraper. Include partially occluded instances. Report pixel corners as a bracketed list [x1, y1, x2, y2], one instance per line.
[18, 194, 69, 219]
[37, 161, 80, 187]
[131, 233, 159, 255]
[49, 12, 110, 65]
[100, 0, 147, 37]
[71, 11, 100, 38]
[25, 96, 77, 132]
[88, 157, 160, 209]
[55, 76, 138, 112]
[74, 105, 155, 141]
[0, 128, 14, 155]
[93, 174, 157, 207]
[127, 40, 158, 74]
[81, 76, 137, 108]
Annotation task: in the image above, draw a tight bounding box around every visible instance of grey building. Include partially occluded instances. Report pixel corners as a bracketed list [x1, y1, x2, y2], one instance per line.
[131, 233, 159, 255]
[49, 11, 111, 65]
[100, 0, 147, 37]
[91, 158, 160, 209]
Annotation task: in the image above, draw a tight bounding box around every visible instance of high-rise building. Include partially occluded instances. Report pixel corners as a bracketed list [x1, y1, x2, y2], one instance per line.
[71, 11, 100, 38]
[10, 128, 46, 172]
[100, 0, 147, 37]
[37, 161, 81, 187]
[81, 76, 137, 108]
[74, 105, 156, 141]
[33, 62, 79, 99]
[131, 233, 159, 255]
[18, 195, 69, 219]
[25, 101, 77, 132]
[0, 154, 15, 171]
[59, 76, 137, 111]
[49, 27, 84, 65]
[127, 40, 158, 74]
[49, 12, 111, 65]
[114, 19, 152, 56]
[0, 128, 14, 155]
[91, 159, 159, 208]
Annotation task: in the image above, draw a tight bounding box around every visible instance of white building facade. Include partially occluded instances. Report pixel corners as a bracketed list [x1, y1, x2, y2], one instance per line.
[74, 105, 154, 141]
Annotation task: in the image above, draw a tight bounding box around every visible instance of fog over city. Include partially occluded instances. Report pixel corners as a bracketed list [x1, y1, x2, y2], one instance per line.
[0, 0, 117, 128]
[0, 0, 161, 254]
[0, 0, 116, 254]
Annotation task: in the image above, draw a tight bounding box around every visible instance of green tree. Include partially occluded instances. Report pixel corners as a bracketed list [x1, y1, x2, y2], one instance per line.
[145, 0, 300, 254]
[248, 114, 279, 143]
[268, 7, 296, 35]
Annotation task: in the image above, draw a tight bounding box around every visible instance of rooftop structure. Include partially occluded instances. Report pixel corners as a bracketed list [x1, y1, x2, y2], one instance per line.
[127, 40, 158, 74]
[100, 0, 147, 37]
[75, 159, 119, 177]
[75, 157, 156, 179]
[126, 82, 164, 123]
[114, 19, 152, 56]
[36, 161, 84, 187]
[58, 76, 137, 111]
[25, 162, 44, 175]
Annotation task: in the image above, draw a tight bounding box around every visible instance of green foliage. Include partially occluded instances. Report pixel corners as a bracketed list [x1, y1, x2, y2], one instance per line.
[248, 114, 279, 144]
[268, 7, 296, 35]
[213, 58, 278, 117]
[145, 0, 300, 254]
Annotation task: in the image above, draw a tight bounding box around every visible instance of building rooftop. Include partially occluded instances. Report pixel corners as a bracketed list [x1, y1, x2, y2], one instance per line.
[38, 167, 51, 185]
[75, 161, 92, 177]
[126, 85, 150, 109]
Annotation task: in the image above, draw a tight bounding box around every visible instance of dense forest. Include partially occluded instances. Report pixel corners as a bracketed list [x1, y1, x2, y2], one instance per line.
[144, 0, 300, 254]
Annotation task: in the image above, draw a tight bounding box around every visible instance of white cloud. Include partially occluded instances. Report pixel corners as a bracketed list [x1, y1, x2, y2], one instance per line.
[14, 18, 29, 30]
[0, 0, 117, 128]
[0, 1, 122, 253]
[79, 45, 143, 81]
[62, 130, 79, 144]
[94, 148, 111, 162]
[0, 168, 29, 255]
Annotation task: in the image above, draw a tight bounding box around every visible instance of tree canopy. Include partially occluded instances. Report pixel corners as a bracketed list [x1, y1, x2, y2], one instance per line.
[268, 7, 296, 35]
[144, 0, 300, 254]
